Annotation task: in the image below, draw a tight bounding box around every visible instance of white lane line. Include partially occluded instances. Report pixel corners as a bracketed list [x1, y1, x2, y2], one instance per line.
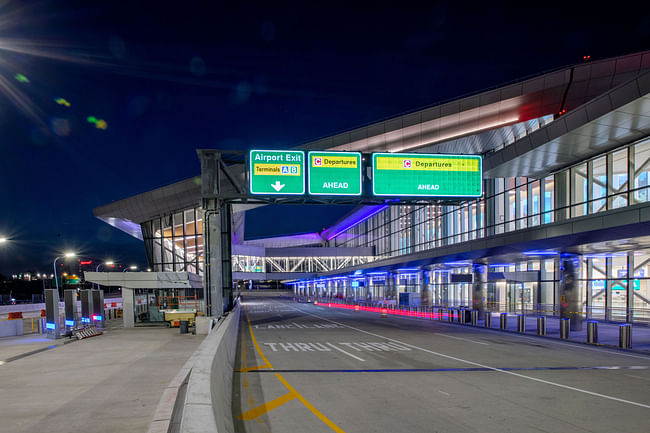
[326, 342, 365, 362]
[291, 305, 650, 409]
[437, 333, 489, 346]
[438, 390, 450, 396]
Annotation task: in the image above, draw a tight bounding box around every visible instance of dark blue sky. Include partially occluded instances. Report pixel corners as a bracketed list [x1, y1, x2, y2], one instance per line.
[1, 1, 649, 274]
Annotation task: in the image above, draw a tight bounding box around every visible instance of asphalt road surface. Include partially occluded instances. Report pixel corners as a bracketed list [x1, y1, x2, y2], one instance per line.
[232, 298, 650, 433]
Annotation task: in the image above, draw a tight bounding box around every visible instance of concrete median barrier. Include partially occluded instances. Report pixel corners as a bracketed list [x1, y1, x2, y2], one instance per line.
[148, 302, 240, 433]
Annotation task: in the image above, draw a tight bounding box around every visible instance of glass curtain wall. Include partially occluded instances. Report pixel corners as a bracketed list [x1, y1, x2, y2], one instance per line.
[141, 207, 204, 274]
[331, 136, 650, 322]
[333, 136, 650, 257]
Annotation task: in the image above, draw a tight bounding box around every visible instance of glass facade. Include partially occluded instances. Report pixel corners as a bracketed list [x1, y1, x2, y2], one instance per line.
[141, 207, 204, 274]
[330, 137, 650, 323]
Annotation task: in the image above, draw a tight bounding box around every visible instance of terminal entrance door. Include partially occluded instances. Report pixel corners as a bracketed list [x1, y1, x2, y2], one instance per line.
[506, 281, 535, 313]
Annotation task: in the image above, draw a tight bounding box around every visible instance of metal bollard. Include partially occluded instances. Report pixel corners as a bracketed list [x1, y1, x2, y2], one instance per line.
[500, 312, 507, 330]
[471, 310, 478, 326]
[438, 308, 443, 320]
[587, 321, 598, 344]
[619, 324, 632, 349]
[560, 318, 570, 339]
[537, 316, 546, 336]
[458, 308, 465, 324]
[448, 308, 454, 322]
[517, 314, 525, 333]
[485, 313, 491, 328]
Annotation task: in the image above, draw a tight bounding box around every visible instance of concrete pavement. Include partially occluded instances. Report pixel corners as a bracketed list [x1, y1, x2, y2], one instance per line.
[233, 297, 650, 433]
[0, 322, 202, 433]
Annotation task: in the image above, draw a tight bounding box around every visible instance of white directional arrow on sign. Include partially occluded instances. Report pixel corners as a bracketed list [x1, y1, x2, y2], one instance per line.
[271, 181, 285, 192]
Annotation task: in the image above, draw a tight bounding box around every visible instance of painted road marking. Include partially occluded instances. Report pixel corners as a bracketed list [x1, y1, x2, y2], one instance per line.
[238, 365, 650, 374]
[275, 373, 346, 433]
[437, 333, 489, 345]
[326, 342, 365, 362]
[254, 323, 345, 329]
[241, 304, 346, 433]
[291, 304, 650, 410]
[261, 341, 411, 353]
[238, 391, 298, 420]
[438, 390, 450, 396]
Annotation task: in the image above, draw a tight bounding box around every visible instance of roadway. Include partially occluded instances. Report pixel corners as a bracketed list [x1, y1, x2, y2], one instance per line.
[233, 297, 650, 433]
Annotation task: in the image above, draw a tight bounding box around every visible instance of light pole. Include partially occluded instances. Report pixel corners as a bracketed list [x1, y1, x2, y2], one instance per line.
[95, 261, 114, 289]
[123, 265, 138, 272]
[53, 252, 76, 294]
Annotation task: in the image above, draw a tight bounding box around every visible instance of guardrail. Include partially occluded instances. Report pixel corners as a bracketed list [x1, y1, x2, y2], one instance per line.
[148, 301, 240, 433]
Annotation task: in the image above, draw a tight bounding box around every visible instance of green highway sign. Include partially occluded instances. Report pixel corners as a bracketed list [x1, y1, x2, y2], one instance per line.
[249, 150, 305, 195]
[372, 152, 482, 197]
[308, 151, 362, 196]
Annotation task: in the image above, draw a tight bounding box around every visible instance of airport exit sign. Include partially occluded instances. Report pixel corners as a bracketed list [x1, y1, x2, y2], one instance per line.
[372, 153, 482, 197]
[249, 150, 305, 195]
[308, 151, 362, 196]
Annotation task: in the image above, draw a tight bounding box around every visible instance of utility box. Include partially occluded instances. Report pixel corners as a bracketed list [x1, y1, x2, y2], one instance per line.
[44, 289, 60, 339]
[64, 289, 78, 327]
[399, 292, 421, 307]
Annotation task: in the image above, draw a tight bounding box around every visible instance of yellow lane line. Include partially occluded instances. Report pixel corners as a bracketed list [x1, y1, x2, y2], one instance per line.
[275, 373, 346, 433]
[245, 307, 274, 370]
[238, 391, 298, 420]
[242, 302, 347, 433]
[237, 364, 271, 373]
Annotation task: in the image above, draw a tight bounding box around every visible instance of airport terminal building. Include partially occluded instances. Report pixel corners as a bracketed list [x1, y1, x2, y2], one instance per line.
[94, 51, 650, 325]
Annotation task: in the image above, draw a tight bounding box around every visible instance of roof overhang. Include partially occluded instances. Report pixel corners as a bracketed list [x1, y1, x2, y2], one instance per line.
[84, 271, 203, 289]
[485, 71, 650, 178]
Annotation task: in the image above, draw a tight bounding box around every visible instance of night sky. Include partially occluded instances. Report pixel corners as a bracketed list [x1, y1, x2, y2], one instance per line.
[0, 1, 649, 275]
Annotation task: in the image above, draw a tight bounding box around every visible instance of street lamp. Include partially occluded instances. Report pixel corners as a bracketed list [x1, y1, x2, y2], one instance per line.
[95, 260, 114, 289]
[0, 237, 7, 243]
[123, 265, 138, 272]
[53, 252, 76, 293]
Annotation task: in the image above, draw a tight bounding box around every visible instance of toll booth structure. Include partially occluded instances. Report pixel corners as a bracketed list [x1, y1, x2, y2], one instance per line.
[83, 271, 203, 328]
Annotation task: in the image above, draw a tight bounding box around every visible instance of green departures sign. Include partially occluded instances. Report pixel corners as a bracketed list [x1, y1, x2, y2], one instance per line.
[308, 151, 362, 196]
[372, 152, 482, 197]
[249, 150, 305, 195]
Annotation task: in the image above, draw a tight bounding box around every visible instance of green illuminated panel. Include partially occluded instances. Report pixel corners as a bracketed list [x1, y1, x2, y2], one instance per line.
[249, 150, 305, 195]
[308, 151, 362, 196]
[372, 152, 482, 197]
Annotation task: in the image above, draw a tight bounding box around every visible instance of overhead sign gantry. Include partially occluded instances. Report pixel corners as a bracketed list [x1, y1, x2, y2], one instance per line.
[372, 152, 482, 197]
[307, 151, 362, 196]
[247, 149, 482, 200]
[249, 150, 305, 195]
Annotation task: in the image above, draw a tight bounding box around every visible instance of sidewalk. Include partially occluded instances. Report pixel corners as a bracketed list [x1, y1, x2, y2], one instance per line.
[484, 313, 650, 352]
[316, 299, 650, 354]
[0, 322, 203, 433]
